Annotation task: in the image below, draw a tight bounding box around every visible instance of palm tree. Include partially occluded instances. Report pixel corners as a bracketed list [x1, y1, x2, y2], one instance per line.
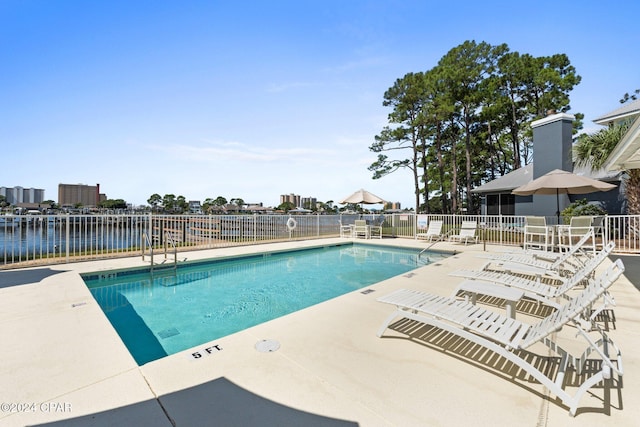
[627, 166, 640, 215]
[574, 122, 640, 213]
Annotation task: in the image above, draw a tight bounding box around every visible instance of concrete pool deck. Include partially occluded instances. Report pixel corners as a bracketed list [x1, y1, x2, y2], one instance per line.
[1, 238, 639, 426]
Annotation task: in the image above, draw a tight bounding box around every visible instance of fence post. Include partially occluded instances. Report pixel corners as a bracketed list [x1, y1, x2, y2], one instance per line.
[65, 214, 70, 263]
[392, 214, 396, 237]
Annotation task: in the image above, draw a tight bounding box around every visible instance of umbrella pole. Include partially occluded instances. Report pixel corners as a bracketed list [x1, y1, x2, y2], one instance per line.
[556, 189, 560, 224]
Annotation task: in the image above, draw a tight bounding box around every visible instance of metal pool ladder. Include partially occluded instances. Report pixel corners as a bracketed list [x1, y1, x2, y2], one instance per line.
[142, 231, 179, 272]
[418, 229, 455, 259]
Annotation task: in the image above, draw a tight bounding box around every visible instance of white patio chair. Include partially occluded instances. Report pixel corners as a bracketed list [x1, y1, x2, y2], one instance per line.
[592, 215, 606, 249]
[339, 220, 353, 238]
[369, 224, 382, 239]
[352, 220, 370, 239]
[523, 216, 554, 251]
[558, 216, 596, 253]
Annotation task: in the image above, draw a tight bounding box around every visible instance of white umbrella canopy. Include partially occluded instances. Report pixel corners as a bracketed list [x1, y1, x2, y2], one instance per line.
[512, 169, 616, 221]
[339, 188, 386, 205]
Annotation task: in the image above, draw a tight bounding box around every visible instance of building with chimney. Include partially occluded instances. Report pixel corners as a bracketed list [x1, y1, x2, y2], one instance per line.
[473, 112, 624, 218]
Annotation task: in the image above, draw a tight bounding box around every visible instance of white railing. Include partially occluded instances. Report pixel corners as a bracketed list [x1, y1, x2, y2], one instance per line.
[605, 215, 640, 253]
[2, 212, 640, 269]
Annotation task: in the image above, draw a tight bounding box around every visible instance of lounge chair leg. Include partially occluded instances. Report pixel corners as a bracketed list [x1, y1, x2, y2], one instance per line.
[377, 310, 401, 337]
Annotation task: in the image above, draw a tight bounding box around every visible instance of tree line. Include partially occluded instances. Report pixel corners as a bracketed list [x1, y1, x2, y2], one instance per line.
[370, 40, 583, 214]
[146, 194, 238, 214]
[145, 194, 364, 214]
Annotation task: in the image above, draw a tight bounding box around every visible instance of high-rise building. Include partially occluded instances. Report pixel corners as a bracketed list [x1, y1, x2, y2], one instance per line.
[0, 186, 45, 205]
[300, 197, 317, 209]
[58, 183, 104, 207]
[280, 193, 301, 207]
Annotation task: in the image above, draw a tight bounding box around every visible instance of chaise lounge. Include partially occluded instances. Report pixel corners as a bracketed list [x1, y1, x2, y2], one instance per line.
[477, 230, 596, 275]
[416, 220, 443, 241]
[448, 241, 615, 308]
[376, 259, 625, 416]
[448, 221, 478, 245]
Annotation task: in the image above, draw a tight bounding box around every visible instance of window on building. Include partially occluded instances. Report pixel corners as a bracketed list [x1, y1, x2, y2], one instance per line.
[487, 194, 499, 215]
[486, 193, 515, 215]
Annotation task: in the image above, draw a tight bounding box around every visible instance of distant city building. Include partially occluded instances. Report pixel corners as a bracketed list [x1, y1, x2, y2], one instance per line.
[58, 183, 105, 207]
[386, 202, 401, 210]
[246, 203, 272, 213]
[188, 200, 202, 214]
[300, 197, 317, 209]
[0, 186, 45, 205]
[280, 193, 301, 207]
[280, 194, 320, 209]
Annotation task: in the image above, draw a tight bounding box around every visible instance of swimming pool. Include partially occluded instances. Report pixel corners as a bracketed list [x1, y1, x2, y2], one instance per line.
[83, 243, 449, 365]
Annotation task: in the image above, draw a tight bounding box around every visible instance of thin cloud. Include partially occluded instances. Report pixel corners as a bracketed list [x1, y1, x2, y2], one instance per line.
[335, 134, 374, 147]
[266, 81, 315, 93]
[323, 56, 387, 73]
[146, 140, 337, 163]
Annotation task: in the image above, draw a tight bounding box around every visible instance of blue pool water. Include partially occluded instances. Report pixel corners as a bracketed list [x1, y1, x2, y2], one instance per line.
[83, 243, 448, 365]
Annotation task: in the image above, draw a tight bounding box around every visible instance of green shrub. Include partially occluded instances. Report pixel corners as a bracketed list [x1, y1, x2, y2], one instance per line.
[561, 199, 606, 224]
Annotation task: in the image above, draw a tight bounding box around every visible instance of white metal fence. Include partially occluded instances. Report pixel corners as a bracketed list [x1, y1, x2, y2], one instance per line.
[2, 213, 639, 269]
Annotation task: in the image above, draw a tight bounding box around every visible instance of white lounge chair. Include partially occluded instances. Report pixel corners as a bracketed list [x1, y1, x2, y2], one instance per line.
[416, 220, 443, 241]
[449, 241, 615, 308]
[478, 230, 596, 276]
[448, 221, 478, 245]
[376, 259, 625, 416]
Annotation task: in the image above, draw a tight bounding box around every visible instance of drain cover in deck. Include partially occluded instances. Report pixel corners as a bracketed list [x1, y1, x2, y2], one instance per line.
[255, 339, 280, 352]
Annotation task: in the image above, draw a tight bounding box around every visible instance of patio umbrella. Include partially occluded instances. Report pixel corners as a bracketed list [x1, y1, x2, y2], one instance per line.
[339, 188, 385, 205]
[512, 169, 616, 222]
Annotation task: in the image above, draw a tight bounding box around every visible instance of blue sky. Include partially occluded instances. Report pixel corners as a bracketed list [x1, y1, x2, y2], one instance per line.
[1, 1, 638, 209]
